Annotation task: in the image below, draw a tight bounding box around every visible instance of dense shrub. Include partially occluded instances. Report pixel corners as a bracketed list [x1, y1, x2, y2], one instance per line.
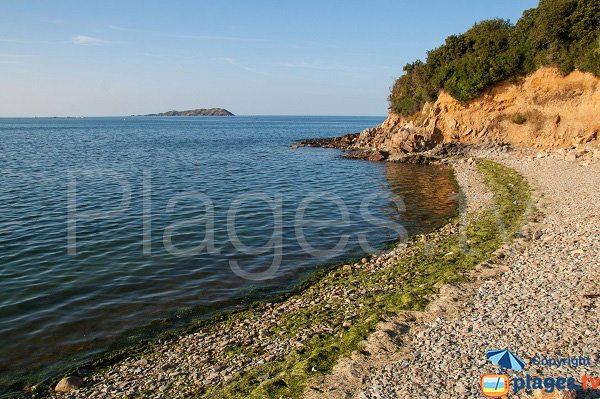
[389, 0, 600, 115]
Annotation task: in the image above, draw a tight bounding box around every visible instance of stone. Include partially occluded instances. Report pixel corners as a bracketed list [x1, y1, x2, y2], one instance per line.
[54, 376, 84, 392]
[565, 152, 577, 162]
[214, 363, 226, 372]
[367, 150, 387, 161]
[135, 358, 149, 367]
[454, 381, 466, 394]
[259, 329, 271, 338]
[160, 363, 171, 372]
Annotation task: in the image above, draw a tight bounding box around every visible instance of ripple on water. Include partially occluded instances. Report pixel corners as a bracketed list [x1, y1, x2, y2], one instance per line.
[0, 116, 457, 392]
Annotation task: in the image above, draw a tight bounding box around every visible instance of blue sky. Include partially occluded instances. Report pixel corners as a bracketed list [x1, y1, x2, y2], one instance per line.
[0, 0, 539, 116]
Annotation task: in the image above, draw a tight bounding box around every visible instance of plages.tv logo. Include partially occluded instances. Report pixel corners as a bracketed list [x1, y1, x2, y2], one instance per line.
[480, 349, 600, 397]
[480, 349, 525, 398]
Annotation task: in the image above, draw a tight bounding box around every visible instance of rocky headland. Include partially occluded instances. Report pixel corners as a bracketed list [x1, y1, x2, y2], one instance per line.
[295, 67, 600, 164]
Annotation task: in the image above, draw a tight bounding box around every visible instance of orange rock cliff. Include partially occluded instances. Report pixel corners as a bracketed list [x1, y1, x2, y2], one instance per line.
[357, 67, 600, 153]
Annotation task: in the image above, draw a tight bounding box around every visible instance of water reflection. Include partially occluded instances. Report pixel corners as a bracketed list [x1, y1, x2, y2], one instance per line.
[383, 162, 457, 236]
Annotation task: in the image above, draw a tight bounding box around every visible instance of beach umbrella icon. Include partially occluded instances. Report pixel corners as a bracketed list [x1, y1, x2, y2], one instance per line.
[486, 349, 526, 372]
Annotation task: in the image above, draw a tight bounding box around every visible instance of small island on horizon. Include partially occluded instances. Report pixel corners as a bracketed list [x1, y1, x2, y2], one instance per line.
[141, 108, 234, 117]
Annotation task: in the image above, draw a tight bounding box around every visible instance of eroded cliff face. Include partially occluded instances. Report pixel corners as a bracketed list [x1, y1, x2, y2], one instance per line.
[357, 67, 600, 153]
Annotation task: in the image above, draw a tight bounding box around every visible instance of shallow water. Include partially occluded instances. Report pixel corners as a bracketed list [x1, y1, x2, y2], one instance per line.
[0, 116, 457, 390]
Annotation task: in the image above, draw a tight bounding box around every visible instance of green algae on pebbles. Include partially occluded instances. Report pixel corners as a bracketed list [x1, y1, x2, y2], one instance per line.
[47, 160, 531, 399]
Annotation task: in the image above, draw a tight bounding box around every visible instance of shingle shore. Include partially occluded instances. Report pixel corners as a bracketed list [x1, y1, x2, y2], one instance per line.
[355, 152, 600, 399]
[48, 147, 598, 399]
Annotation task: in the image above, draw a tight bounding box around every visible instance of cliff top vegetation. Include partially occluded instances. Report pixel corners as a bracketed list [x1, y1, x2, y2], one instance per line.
[390, 0, 600, 115]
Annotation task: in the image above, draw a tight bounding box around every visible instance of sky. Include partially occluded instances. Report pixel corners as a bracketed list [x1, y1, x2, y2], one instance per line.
[0, 0, 539, 116]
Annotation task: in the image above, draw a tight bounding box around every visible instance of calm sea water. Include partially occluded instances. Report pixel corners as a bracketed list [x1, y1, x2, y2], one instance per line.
[0, 116, 457, 391]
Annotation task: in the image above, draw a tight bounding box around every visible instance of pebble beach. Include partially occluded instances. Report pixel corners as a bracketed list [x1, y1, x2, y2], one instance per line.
[352, 150, 600, 399]
[47, 147, 600, 399]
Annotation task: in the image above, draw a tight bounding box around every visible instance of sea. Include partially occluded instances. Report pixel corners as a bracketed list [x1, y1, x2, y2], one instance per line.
[0, 116, 457, 393]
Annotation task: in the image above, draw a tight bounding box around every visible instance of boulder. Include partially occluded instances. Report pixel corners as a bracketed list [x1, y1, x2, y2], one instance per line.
[367, 150, 387, 161]
[54, 376, 84, 392]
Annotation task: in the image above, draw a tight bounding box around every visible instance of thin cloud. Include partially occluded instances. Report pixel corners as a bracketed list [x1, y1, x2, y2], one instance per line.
[72, 35, 107, 45]
[215, 57, 263, 75]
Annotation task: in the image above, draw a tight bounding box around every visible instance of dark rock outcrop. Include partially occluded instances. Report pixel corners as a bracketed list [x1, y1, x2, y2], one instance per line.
[294, 133, 359, 149]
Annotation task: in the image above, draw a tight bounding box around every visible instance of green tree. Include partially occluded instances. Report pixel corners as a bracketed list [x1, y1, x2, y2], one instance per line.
[389, 0, 600, 115]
